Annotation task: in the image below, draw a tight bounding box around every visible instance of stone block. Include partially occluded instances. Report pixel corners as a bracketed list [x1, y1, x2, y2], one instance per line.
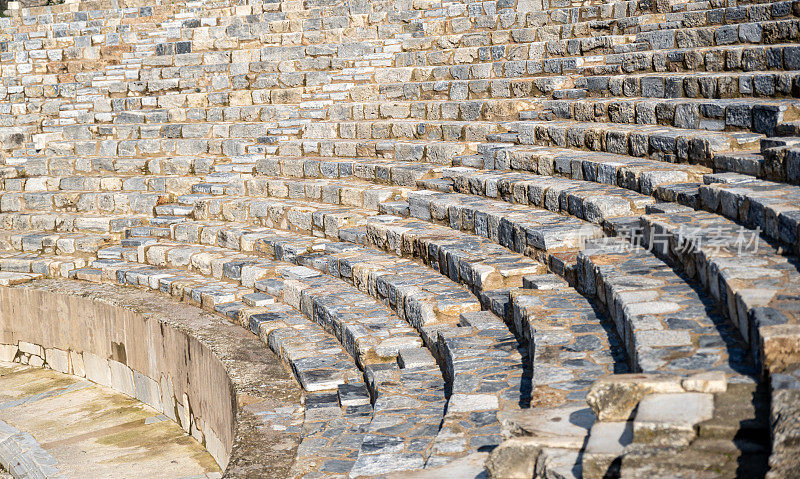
[69, 351, 85, 377]
[632, 393, 714, 447]
[485, 437, 541, 479]
[397, 347, 437, 369]
[109, 359, 135, 397]
[582, 421, 633, 479]
[448, 394, 499, 412]
[0, 344, 18, 362]
[499, 406, 595, 450]
[134, 371, 163, 411]
[44, 348, 69, 374]
[682, 371, 727, 393]
[83, 351, 111, 387]
[587, 374, 683, 421]
[18, 341, 43, 357]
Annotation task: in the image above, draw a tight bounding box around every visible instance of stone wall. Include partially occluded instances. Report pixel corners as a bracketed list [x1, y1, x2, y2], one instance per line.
[0, 280, 302, 475]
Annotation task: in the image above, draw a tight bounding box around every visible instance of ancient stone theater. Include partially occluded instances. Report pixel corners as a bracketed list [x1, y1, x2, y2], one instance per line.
[0, 0, 798, 476]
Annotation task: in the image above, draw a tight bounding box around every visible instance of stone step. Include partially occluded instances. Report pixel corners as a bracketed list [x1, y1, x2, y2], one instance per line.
[110, 223, 528, 470]
[640, 205, 800, 370]
[441, 167, 656, 226]
[537, 97, 800, 136]
[0, 190, 170, 216]
[507, 119, 764, 167]
[698, 174, 800, 252]
[577, 69, 800, 100]
[578, 236, 752, 375]
[476, 143, 710, 196]
[0, 212, 149, 234]
[4, 231, 113, 255]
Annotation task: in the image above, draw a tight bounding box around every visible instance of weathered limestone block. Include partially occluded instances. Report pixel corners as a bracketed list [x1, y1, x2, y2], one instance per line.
[632, 393, 714, 447]
[587, 374, 683, 421]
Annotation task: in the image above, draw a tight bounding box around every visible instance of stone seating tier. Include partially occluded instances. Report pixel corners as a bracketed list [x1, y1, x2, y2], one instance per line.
[0, 0, 798, 477]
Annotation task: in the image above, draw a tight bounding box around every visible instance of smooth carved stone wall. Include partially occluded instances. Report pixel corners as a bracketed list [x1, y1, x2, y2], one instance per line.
[0, 280, 302, 476]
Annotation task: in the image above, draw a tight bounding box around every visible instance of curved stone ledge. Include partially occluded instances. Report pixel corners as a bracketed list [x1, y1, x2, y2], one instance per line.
[0, 418, 62, 479]
[0, 280, 302, 477]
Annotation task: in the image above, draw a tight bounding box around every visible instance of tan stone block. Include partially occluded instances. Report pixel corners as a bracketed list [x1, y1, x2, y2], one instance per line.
[587, 374, 684, 421]
[45, 348, 70, 374]
[69, 351, 85, 377]
[18, 341, 43, 357]
[109, 359, 135, 397]
[0, 344, 18, 362]
[682, 371, 727, 393]
[229, 90, 252, 107]
[83, 351, 111, 387]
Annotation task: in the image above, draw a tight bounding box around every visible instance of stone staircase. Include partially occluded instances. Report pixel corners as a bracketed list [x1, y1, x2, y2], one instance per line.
[1, 0, 799, 477]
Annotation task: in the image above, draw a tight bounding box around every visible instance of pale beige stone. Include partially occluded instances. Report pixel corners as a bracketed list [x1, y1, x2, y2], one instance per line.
[44, 348, 70, 374]
[587, 374, 684, 422]
[682, 371, 728, 393]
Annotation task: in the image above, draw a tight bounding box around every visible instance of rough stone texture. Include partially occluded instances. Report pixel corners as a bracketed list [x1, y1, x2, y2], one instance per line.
[0, 280, 301, 477]
[0, 0, 798, 475]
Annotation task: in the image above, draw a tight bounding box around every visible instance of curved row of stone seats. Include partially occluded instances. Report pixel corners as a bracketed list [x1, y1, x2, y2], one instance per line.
[503, 119, 763, 166]
[539, 98, 800, 136]
[397, 18, 800, 73]
[470, 140, 800, 253]
[139, 163, 764, 388]
[578, 236, 752, 375]
[361, 216, 629, 405]
[377, 44, 800, 100]
[370, 198, 748, 374]
[80, 245, 452, 476]
[0, 155, 445, 188]
[639, 205, 800, 368]
[0, 190, 169, 215]
[468, 143, 711, 194]
[698, 173, 800, 252]
[0, 212, 148, 234]
[434, 169, 656, 224]
[0, 174, 202, 196]
[1, 230, 112, 254]
[68, 256, 385, 477]
[111, 227, 521, 472]
[575, 69, 800, 101]
[33, 116, 504, 149]
[128, 221, 542, 464]
[137, 242, 422, 365]
[405, 0, 797, 42]
[484, 120, 798, 182]
[0, 251, 87, 278]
